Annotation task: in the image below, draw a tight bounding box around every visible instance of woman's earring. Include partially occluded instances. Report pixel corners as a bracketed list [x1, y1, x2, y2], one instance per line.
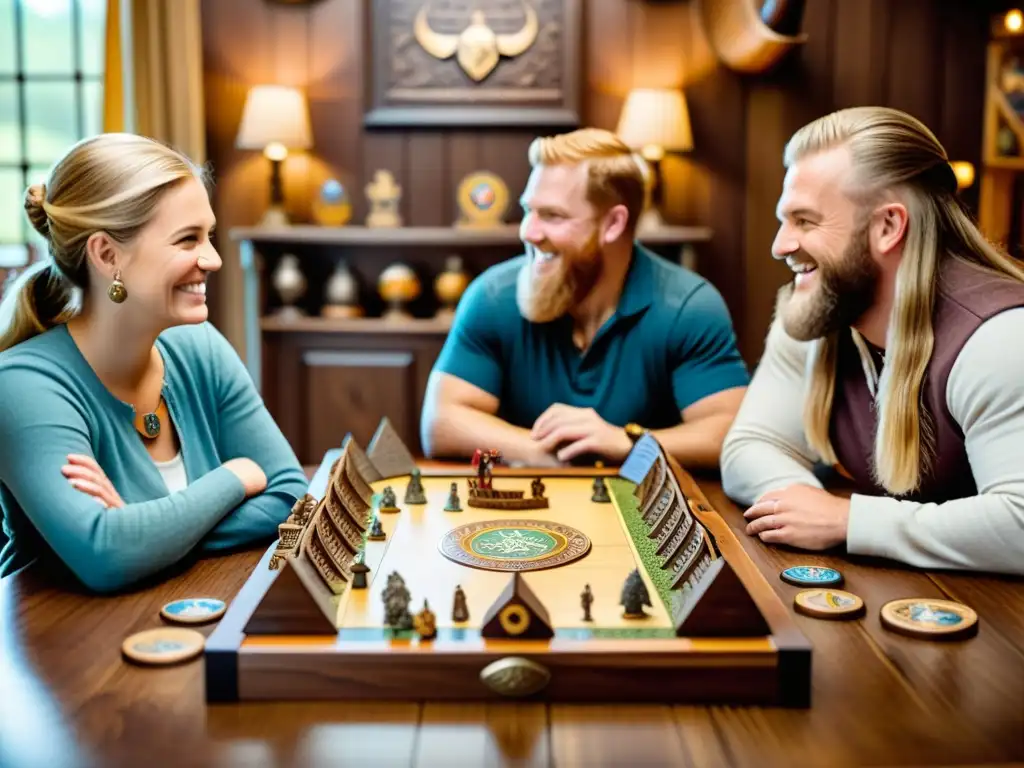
[107, 270, 127, 303]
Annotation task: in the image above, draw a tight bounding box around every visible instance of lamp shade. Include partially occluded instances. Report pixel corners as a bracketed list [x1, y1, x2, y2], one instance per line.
[235, 85, 313, 153]
[615, 88, 694, 158]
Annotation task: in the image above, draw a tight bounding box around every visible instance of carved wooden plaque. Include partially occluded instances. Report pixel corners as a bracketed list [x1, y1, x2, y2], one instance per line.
[365, 0, 581, 127]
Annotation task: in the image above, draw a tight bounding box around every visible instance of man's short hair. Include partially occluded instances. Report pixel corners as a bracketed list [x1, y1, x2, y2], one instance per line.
[527, 127, 647, 233]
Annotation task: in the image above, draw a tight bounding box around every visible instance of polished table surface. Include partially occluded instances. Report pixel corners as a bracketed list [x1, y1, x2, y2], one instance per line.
[2, 465, 1023, 768]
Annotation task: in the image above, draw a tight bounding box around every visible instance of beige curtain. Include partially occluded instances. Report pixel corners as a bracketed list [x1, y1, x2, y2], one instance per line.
[103, 0, 206, 164]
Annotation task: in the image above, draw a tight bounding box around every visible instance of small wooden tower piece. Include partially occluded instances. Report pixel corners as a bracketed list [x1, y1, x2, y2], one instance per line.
[481, 572, 554, 640]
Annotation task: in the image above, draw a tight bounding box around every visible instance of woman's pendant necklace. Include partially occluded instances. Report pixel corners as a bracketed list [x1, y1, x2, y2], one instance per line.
[135, 397, 166, 440]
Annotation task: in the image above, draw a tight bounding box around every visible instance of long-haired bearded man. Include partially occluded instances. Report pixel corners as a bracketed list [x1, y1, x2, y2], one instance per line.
[722, 106, 1024, 575]
[420, 128, 750, 471]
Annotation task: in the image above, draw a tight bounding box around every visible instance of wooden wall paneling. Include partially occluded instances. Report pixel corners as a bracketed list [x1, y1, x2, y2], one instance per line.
[886, 0, 941, 132]
[832, 0, 876, 108]
[406, 132, 448, 227]
[583, 0, 632, 131]
[446, 131, 483, 227]
[307, 0, 366, 224]
[303, 348, 415, 461]
[941, 2, 989, 216]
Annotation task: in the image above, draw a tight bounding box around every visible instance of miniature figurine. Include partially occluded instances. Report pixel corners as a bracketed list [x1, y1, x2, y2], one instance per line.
[351, 553, 369, 589]
[404, 468, 427, 504]
[620, 568, 652, 618]
[379, 485, 399, 512]
[452, 584, 470, 622]
[382, 571, 413, 630]
[444, 481, 462, 512]
[368, 514, 385, 541]
[471, 448, 502, 489]
[413, 599, 438, 640]
[581, 584, 594, 622]
[591, 476, 610, 503]
[531, 477, 546, 499]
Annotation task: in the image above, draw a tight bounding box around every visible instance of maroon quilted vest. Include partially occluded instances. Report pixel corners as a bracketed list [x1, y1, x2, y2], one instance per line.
[829, 257, 1024, 503]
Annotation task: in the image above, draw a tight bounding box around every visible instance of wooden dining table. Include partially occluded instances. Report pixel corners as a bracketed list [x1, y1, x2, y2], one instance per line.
[2, 460, 1022, 768]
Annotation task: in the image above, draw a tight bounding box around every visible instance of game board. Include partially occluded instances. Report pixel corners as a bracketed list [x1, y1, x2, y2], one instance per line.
[205, 419, 812, 705]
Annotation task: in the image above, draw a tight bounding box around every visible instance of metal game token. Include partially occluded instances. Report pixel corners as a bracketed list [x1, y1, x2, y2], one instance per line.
[880, 598, 979, 640]
[160, 597, 226, 625]
[780, 565, 844, 587]
[122, 628, 205, 665]
[793, 588, 865, 620]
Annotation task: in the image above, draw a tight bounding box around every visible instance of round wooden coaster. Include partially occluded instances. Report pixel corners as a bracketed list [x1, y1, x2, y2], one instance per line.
[122, 628, 205, 665]
[160, 597, 226, 625]
[793, 588, 865, 620]
[880, 598, 979, 640]
[780, 565, 844, 587]
[438, 519, 591, 572]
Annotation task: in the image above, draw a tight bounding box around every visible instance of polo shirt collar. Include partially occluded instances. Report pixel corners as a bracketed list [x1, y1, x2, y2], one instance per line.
[615, 242, 656, 318]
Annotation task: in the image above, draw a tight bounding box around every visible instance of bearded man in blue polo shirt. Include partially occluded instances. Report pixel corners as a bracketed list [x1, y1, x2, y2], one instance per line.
[420, 127, 749, 468]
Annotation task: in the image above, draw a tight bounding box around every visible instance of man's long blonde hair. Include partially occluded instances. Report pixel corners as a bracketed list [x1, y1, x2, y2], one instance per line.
[787, 107, 1024, 495]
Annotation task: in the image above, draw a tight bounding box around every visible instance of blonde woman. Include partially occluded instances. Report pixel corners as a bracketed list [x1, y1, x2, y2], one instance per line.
[0, 133, 308, 592]
[721, 106, 1024, 575]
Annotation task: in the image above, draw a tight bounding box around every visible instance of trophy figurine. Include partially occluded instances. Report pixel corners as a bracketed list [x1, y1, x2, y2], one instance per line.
[378, 262, 421, 321]
[366, 170, 402, 228]
[271, 253, 306, 319]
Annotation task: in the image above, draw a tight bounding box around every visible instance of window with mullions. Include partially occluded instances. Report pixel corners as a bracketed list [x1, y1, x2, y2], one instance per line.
[1, 0, 107, 267]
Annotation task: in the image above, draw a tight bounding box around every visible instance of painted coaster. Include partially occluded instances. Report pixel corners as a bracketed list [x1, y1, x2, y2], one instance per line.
[880, 598, 979, 640]
[439, 519, 591, 572]
[780, 565, 844, 587]
[160, 597, 226, 625]
[122, 627, 205, 666]
[793, 588, 865, 620]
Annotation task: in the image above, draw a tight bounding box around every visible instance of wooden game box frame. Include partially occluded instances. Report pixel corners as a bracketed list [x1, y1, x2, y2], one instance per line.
[205, 430, 812, 707]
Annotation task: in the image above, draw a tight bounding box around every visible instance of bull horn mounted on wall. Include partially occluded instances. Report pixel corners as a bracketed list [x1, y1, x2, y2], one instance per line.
[698, 0, 808, 74]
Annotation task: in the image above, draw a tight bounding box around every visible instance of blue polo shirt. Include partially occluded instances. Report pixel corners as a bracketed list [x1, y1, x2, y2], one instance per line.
[431, 244, 749, 431]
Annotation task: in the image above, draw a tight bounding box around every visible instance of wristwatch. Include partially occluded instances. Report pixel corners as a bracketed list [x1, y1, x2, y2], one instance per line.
[624, 423, 648, 444]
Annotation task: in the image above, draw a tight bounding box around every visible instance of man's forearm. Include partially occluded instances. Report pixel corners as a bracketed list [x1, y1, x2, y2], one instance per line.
[424, 404, 556, 466]
[651, 414, 736, 470]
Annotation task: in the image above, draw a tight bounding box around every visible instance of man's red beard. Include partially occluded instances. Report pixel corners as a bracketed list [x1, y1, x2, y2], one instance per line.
[516, 231, 602, 323]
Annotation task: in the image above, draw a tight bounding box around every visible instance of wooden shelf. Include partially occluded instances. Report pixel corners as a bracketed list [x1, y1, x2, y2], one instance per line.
[260, 315, 453, 334]
[230, 224, 713, 247]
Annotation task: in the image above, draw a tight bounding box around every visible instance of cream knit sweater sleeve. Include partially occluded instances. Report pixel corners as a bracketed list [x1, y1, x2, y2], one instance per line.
[720, 308, 1024, 576]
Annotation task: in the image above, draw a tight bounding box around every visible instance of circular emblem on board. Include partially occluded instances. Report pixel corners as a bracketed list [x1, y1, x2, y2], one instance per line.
[779, 565, 844, 587]
[880, 598, 979, 640]
[438, 519, 591, 572]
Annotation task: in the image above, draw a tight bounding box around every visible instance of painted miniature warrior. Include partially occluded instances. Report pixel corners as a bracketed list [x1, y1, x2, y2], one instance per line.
[591, 476, 610, 503]
[471, 448, 502, 489]
[368, 515, 385, 540]
[380, 486, 398, 511]
[581, 584, 594, 622]
[452, 584, 469, 622]
[531, 477, 546, 498]
[413, 599, 437, 640]
[382, 571, 413, 630]
[404, 468, 427, 504]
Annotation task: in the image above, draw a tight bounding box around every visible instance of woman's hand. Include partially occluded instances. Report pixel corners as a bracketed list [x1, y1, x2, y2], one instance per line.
[62, 453, 125, 508]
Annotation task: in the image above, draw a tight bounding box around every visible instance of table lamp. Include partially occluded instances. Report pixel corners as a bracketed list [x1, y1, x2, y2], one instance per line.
[615, 88, 694, 231]
[236, 84, 313, 227]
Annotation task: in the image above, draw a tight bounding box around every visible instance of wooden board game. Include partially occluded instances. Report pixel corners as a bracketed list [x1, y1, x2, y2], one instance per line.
[205, 422, 812, 706]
